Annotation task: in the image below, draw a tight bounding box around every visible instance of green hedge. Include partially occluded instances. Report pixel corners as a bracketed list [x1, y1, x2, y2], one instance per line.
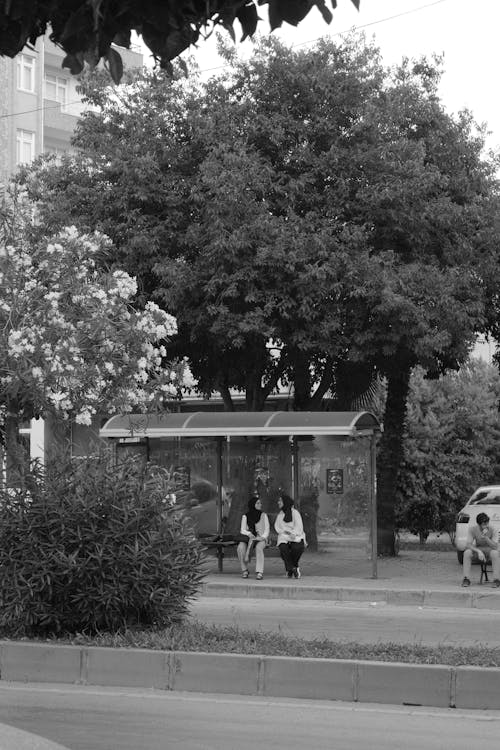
[0, 453, 204, 636]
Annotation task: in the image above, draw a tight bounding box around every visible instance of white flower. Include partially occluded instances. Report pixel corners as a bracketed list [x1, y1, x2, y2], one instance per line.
[111, 270, 137, 298]
[75, 410, 92, 425]
[20, 339, 35, 354]
[48, 391, 66, 404]
[182, 364, 197, 389]
[154, 324, 167, 339]
[62, 226, 79, 240]
[160, 383, 177, 396]
[45, 291, 61, 302]
[46, 242, 63, 255]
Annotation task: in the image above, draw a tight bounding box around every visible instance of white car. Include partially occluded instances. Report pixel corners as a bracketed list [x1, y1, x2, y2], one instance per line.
[455, 485, 500, 563]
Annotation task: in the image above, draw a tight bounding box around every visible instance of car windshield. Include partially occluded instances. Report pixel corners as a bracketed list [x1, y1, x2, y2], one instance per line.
[470, 491, 500, 505]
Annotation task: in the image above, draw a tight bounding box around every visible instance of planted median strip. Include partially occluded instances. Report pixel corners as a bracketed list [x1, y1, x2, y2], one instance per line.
[6, 621, 499, 669]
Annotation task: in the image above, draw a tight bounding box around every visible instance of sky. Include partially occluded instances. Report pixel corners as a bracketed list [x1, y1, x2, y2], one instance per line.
[163, 0, 500, 152]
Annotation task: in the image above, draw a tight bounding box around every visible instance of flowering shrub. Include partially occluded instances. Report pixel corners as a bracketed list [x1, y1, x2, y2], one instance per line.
[0, 189, 190, 438]
[0, 452, 204, 635]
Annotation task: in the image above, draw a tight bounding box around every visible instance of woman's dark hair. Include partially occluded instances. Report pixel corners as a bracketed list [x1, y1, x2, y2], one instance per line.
[246, 495, 262, 535]
[280, 493, 294, 523]
[477, 512, 490, 525]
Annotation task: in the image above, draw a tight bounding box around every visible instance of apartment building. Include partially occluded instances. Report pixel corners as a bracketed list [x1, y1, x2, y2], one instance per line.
[0, 34, 143, 186]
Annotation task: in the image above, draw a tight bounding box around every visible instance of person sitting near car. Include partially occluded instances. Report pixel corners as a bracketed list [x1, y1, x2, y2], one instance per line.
[237, 494, 269, 580]
[462, 512, 500, 587]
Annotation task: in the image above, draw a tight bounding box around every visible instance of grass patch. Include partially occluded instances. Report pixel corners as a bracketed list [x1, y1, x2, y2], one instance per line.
[5, 620, 500, 668]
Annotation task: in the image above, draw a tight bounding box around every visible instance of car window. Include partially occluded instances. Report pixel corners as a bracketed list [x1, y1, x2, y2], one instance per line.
[470, 492, 500, 505]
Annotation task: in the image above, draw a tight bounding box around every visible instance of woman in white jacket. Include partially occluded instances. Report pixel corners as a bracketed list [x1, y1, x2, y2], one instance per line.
[274, 493, 306, 578]
[238, 495, 270, 580]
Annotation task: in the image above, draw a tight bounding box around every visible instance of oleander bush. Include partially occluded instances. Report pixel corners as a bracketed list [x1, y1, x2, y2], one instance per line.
[0, 451, 204, 636]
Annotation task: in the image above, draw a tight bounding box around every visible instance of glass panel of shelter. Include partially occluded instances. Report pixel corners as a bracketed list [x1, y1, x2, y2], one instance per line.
[296, 435, 371, 554]
[147, 437, 219, 536]
[146, 435, 292, 540]
[222, 436, 291, 542]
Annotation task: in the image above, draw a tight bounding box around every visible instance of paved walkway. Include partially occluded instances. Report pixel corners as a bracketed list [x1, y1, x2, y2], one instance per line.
[201, 539, 482, 593]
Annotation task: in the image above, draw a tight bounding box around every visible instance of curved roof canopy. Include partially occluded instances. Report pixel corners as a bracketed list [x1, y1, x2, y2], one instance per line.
[100, 411, 381, 439]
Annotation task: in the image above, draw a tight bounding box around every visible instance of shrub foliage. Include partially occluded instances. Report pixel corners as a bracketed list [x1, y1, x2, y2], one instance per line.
[396, 361, 500, 543]
[0, 453, 204, 635]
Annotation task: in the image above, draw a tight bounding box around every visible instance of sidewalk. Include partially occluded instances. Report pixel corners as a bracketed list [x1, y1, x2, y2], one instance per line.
[204, 533, 463, 581]
[201, 539, 498, 608]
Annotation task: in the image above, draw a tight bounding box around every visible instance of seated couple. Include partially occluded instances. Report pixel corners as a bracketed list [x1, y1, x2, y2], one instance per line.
[238, 493, 306, 581]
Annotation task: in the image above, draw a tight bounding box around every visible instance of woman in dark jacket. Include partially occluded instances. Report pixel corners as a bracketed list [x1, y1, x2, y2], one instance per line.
[274, 493, 306, 578]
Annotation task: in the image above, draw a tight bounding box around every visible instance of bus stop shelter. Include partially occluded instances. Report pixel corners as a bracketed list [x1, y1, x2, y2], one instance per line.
[100, 410, 382, 577]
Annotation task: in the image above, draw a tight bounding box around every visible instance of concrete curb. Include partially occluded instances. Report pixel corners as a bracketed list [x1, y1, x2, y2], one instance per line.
[1, 641, 499, 710]
[201, 581, 500, 610]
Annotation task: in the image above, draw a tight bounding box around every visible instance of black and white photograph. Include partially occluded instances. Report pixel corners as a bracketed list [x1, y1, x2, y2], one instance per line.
[1, 1, 500, 748]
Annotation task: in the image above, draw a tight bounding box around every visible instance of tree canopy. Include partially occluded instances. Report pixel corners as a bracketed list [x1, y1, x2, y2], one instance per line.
[396, 361, 500, 543]
[0, 0, 359, 82]
[22, 37, 499, 406]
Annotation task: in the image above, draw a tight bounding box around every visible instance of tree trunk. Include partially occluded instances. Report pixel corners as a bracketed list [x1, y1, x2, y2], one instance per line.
[217, 382, 234, 411]
[4, 398, 25, 486]
[377, 363, 412, 556]
[245, 379, 266, 411]
[308, 357, 334, 410]
[291, 351, 312, 411]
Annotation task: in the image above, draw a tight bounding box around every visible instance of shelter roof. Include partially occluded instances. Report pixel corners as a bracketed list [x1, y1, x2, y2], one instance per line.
[100, 411, 381, 439]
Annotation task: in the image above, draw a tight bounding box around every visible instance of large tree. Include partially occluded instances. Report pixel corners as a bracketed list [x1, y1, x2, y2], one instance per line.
[344, 60, 500, 552]
[21, 35, 500, 554]
[22, 36, 386, 409]
[0, 0, 359, 81]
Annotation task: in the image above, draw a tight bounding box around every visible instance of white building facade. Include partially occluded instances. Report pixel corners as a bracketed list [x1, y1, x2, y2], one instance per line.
[0, 35, 143, 186]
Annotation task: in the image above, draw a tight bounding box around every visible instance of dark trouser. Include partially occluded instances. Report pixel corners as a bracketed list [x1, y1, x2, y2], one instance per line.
[278, 541, 305, 573]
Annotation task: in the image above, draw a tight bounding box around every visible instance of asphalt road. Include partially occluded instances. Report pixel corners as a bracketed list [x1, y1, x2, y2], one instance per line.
[1, 683, 500, 750]
[190, 596, 500, 646]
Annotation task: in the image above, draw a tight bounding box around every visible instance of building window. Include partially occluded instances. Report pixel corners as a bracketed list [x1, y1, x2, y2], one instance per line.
[16, 54, 36, 92]
[16, 129, 35, 164]
[44, 74, 68, 109]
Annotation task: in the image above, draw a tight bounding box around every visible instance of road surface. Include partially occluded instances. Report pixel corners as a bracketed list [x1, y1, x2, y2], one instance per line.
[1, 683, 500, 750]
